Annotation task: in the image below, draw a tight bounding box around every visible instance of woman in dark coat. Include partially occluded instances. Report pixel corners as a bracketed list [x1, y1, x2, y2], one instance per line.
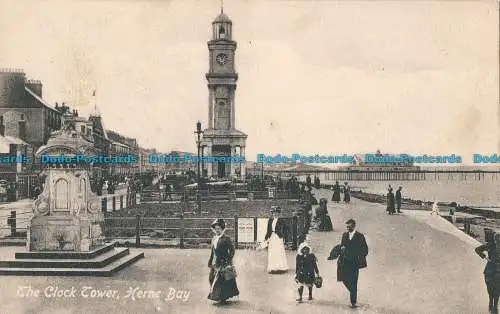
[314, 176, 321, 189]
[317, 198, 333, 232]
[343, 182, 351, 203]
[476, 231, 500, 314]
[386, 188, 395, 215]
[331, 181, 341, 202]
[208, 218, 240, 304]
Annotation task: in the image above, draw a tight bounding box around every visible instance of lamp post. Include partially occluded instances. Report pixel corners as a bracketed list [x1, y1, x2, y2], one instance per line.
[261, 161, 264, 190]
[195, 121, 203, 213]
[235, 145, 241, 180]
[201, 145, 206, 178]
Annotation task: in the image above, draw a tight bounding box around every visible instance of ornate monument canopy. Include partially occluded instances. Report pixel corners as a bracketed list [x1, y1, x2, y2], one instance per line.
[36, 112, 98, 164]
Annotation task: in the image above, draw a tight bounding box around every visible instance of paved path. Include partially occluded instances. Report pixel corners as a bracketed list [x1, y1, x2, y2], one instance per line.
[0, 190, 488, 314]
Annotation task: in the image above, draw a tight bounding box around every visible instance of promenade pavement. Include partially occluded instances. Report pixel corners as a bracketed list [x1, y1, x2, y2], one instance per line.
[0, 190, 488, 314]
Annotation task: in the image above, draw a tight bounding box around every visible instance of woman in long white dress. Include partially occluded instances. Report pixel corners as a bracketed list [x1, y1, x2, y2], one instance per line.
[264, 206, 288, 274]
[430, 201, 440, 215]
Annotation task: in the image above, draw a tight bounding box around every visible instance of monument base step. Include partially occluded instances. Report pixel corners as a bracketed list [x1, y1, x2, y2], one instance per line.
[0, 247, 130, 268]
[15, 242, 117, 259]
[0, 251, 144, 276]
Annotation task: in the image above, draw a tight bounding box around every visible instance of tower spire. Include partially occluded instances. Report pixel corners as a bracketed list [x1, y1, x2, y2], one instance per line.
[221, 0, 224, 14]
[92, 90, 100, 116]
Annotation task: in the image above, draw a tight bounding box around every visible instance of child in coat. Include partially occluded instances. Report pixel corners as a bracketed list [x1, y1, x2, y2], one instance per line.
[295, 242, 320, 302]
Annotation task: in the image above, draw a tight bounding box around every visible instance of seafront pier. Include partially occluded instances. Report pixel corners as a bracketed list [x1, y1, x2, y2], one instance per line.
[265, 169, 500, 181]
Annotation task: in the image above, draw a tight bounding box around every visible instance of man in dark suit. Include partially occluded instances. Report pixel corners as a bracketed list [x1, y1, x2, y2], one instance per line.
[332, 219, 369, 308]
[387, 188, 395, 215]
[395, 186, 403, 213]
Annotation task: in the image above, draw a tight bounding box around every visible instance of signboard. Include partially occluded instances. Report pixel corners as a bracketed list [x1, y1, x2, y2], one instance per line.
[237, 218, 255, 243]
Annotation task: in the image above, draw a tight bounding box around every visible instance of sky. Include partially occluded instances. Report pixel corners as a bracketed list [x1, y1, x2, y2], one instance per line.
[0, 0, 498, 164]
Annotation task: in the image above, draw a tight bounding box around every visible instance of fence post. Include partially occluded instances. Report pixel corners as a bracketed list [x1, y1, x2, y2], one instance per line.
[463, 218, 471, 235]
[180, 192, 186, 249]
[234, 216, 239, 249]
[112, 196, 116, 211]
[135, 214, 141, 247]
[101, 197, 107, 212]
[292, 215, 298, 250]
[253, 217, 258, 243]
[7, 211, 16, 237]
[485, 228, 493, 241]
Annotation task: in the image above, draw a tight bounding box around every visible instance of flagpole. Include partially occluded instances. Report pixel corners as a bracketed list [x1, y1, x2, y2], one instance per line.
[93, 90, 97, 114]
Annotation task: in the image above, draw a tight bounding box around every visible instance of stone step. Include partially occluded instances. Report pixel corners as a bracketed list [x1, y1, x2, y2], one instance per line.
[0, 248, 130, 268]
[15, 242, 117, 259]
[0, 251, 144, 276]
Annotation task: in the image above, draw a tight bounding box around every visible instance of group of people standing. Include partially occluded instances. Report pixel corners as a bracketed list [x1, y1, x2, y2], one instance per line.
[386, 186, 403, 215]
[206, 185, 369, 308]
[305, 174, 321, 189]
[331, 181, 351, 203]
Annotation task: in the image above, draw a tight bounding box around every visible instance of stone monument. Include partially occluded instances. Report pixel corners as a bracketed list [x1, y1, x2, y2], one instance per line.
[0, 112, 144, 276]
[28, 114, 104, 252]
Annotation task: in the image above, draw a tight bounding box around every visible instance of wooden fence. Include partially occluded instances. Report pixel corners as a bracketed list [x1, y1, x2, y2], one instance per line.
[102, 215, 303, 249]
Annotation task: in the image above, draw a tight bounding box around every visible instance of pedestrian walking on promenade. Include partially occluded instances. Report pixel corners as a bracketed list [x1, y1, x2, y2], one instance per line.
[207, 218, 240, 304]
[314, 176, 321, 189]
[475, 230, 500, 314]
[430, 201, 440, 215]
[343, 182, 351, 203]
[395, 186, 402, 213]
[295, 242, 320, 303]
[386, 188, 395, 215]
[264, 206, 288, 273]
[306, 175, 312, 189]
[328, 219, 368, 308]
[331, 181, 341, 202]
[316, 198, 333, 232]
[450, 206, 457, 224]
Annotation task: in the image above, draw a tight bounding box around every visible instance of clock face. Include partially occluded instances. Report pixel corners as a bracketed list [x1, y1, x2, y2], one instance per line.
[216, 53, 228, 65]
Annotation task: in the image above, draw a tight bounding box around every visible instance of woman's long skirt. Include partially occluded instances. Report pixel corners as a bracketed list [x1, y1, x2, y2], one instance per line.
[344, 192, 351, 203]
[332, 190, 341, 202]
[319, 214, 333, 232]
[267, 232, 288, 273]
[208, 268, 240, 301]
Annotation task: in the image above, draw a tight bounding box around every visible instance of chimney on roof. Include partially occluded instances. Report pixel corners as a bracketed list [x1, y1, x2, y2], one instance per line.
[25, 80, 43, 98]
[18, 114, 26, 141]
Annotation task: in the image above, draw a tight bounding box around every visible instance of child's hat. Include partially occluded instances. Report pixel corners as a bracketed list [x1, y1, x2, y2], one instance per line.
[298, 242, 312, 255]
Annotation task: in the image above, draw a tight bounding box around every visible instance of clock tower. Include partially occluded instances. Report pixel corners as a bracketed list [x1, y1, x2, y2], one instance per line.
[202, 7, 247, 180]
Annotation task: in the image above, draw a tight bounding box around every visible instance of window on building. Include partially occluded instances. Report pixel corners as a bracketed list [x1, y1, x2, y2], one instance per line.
[81, 126, 85, 134]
